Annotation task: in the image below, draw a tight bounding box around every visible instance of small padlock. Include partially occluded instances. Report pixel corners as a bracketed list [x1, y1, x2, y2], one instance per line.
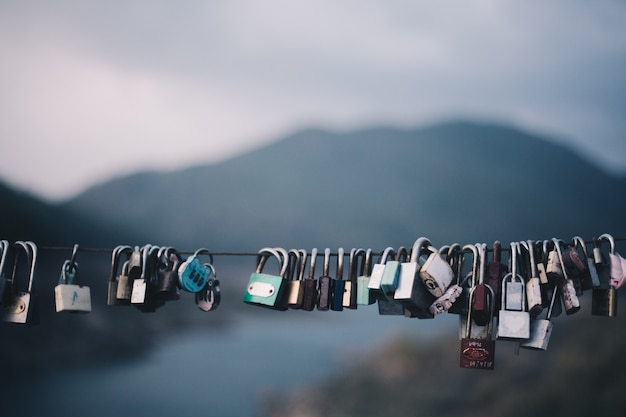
[107, 245, 132, 306]
[356, 249, 375, 306]
[471, 243, 491, 326]
[55, 245, 91, 313]
[156, 247, 182, 300]
[552, 238, 580, 315]
[317, 248, 333, 311]
[330, 248, 345, 311]
[485, 241, 507, 311]
[460, 285, 495, 370]
[301, 248, 318, 311]
[520, 281, 559, 351]
[430, 244, 465, 315]
[520, 240, 543, 319]
[178, 248, 215, 293]
[572, 236, 597, 290]
[343, 248, 364, 309]
[394, 238, 436, 318]
[592, 234, 620, 317]
[419, 245, 455, 298]
[2, 241, 40, 325]
[449, 244, 478, 316]
[195, 263, 220, 312]
[118, 246, 142, 302]
[132, 245, 166, 312]
[0, 240, 9, 304]
[497, 242, 530, 341]
[286, 249, 306, 309]
[243, 247, 289, 311]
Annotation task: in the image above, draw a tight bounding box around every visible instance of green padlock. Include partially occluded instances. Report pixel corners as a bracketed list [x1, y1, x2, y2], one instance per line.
[243, 247, 289, 310]
[356, 249, 374, 305]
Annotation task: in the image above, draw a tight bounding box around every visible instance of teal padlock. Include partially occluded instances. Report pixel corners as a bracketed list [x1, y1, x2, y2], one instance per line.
[380, 246, 408, 296]
[356, 249, 374, 305]
[243, 247, 289, 310]
[178, 248, 214, 293]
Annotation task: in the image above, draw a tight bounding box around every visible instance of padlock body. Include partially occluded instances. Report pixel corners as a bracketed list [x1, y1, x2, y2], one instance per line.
[380, 261, 401, 295]
[356, 276, 374, 305]
[394, 262, 436, 318]
[367, 264, 385, 292]
[317, 276, 332, 310]
[376, 293, 404, 315]
[55, 284, 91, 313]
[116, 274, 132, 302]
[560, 278, 581, 315]
[520, 319, 553, 350]
[525, 278, 543, 318]
[419, 253, 454, 297]
[286, 280, 304, 308]
[497, 310, 530, 340]
[178, 257, 211, 293]
[2, 292, 38, 324]
[243, 272, 288, 310]
[342, 281, 357, 309]
[591, 287, 618, 317]
[460, 338, 495, 370]
[505, 280, 524, 310]
[301, 279, 318, 311]
[330, 279, 345, 311]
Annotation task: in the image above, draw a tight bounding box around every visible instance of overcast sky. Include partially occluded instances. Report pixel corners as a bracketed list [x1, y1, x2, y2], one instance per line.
[1, 1, 625, 201]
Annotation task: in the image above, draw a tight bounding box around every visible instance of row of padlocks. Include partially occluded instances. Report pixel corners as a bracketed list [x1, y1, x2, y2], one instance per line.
[1, 234, 624, 369]
[242, 234, 625, 370]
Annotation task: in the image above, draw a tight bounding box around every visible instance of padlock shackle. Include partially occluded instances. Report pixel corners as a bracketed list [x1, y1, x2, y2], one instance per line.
[109, 245, 133, 283]
[321, 248, 331, 276]
[598, 233, 616, 254]
[409, 238, 431, 263]
[545, 283, 559, 320]
[287, 249, 300, 282]
[193, 248, 215, 265]
[0, 240, 9, 280]
[395, 246, 408, 263]
[476, 243, 487, 285]
[10, 241, 37, 294]
[551, 238, 570, 280]
[378, 246, 395, 265]
[307, 248, 318, 279]
[461, 244, 478, 288]
[60, 259, 79, 286]
[465, 284, 495, 338]
[571, 236, 590, 259]
[362, 248, 372, 277]
[297, 249, 308, 281]
[348, 248, 365, 281]
[336, 248, 344, 280]
[520, 240, 538, 278]
[256, 247, 288, 277]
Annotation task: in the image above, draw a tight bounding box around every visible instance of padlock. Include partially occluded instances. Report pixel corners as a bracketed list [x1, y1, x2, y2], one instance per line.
[559, 241, 586, 296]
[195, 263, 220, 312]
[521, 280, 559, 351]
[343, 248, 364, 309]
[497, 242, 530, 340]
[178, 248, 215, 293]
[0, 240, 9, 304]
[449, 244, 478, 316]
[156, 247, 182, 300]
[367, 247, 395, 297]
[2, 241, 40, 325]
[460, 285, 495, 370]
[377, 247, 407, 315]
[301, 248, 318, 311]
[572, 236, 597, 290]
[485, 240, 507, 311]
[538, 240, 562, 316]
[330, 248, 345, 311]
[599, 233, 626, 290]
[356, 248, 375, 306]
[132, 245, 166, 312]
[394, 238, 436, 319]
[520, 240, 543, 319]
[117, 246, 141, 302]
[419, 244, 455, 298]
[591, 234, 620, 317]
[471, 243, 491, 326]
[55, 245, 91, 313]
[552, 238, 580, 315]
[107, 245, 130, 305]
[317, 248, 333, 311]
[286, 249, 306, 309]
[243, 247, 289, 311]
[429, 244, 465, 315]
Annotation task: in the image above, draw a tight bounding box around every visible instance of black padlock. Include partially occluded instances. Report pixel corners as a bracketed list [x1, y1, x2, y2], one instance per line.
[317, 248, 332, 311]
[330, 248, 345, 311]
[156, 247, 182, 300]
[301, 248, 318, 311]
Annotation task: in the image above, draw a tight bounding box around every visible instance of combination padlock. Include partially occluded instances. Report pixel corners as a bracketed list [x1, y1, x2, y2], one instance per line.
[178, 248, 215, 293]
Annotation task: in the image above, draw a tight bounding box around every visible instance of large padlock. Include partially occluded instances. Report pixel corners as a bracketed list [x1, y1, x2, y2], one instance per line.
[591, 234, 621, 317]
[343, 248, 364, 309]
[552, 238, 580, 315]
[195, 263, 220, 312]
[520, 240, 543, 319]
[460, 285, 495, 370]
[107, 245, 131, 305]
[55, 245, 91, 313]
[367, 247, 395, 297]
[330, 248, 345, 311]
[286, 249, 306, 309]
[301, 248, 318, 311]
[317, 248, 333, 311]
[2, 241, 40, 325]
[178, 248, 215, 293]
[356, 249, 375, 306]
[497, 242, 530, 340]
[419, 245, 455, 297]
[377, 247, 407, 315]
[0, 240, 9, 304]
[243, 247, 289, 310]
[521, 281, 559, 351]
[394, 238, 436, 318]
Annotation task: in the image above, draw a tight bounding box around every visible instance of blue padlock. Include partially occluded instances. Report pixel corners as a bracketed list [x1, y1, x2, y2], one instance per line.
[178, 248, 214, 293]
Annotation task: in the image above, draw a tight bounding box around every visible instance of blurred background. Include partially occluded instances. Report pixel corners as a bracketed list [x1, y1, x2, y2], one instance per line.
[1, 1, 626, 416]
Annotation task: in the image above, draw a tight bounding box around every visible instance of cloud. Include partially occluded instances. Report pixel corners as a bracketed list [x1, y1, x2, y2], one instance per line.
[0, 1, 625, 200]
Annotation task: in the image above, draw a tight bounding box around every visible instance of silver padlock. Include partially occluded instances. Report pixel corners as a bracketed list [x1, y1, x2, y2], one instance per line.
[394, 238, 436, 319]
[2, 241, 39, 325]
[497, 242, 530, 340]
[367, 247, 395, 295]
[55, 245, 91, 313]
[377, 247, 406, 316]
[286, 249, 305, 309]
[107, 245, 133, 306]
[419, 245, 455, 297]
[521, 282, 558, 351]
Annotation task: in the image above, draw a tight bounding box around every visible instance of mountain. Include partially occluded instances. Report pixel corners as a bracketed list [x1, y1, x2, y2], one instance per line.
[63, 120, 626, 257]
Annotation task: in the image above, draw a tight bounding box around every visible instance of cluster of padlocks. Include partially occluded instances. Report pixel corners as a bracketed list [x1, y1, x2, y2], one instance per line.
[0, 242, 221, 324]
[242, 234, 626, 370]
